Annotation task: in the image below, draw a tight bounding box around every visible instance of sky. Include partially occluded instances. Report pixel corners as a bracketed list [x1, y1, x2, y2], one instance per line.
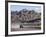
[10, 5, 41, 13]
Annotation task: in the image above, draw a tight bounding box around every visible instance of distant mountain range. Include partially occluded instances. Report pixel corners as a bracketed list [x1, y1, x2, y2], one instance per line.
[11, 9, 39, 15]
[11, 9, 41, 23]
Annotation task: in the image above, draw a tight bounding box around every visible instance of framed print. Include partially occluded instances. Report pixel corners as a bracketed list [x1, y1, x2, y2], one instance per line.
[5, 1, 45, 36]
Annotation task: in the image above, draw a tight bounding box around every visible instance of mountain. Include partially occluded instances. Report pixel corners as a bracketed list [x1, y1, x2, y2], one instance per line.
[11, 9, 41, 23]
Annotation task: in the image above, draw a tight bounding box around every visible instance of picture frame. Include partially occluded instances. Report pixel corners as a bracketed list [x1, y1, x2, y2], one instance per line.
[5, 1, 45, 36]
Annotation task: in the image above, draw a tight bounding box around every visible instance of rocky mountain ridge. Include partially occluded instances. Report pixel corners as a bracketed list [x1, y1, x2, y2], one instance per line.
[11, 9, 41, 23]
